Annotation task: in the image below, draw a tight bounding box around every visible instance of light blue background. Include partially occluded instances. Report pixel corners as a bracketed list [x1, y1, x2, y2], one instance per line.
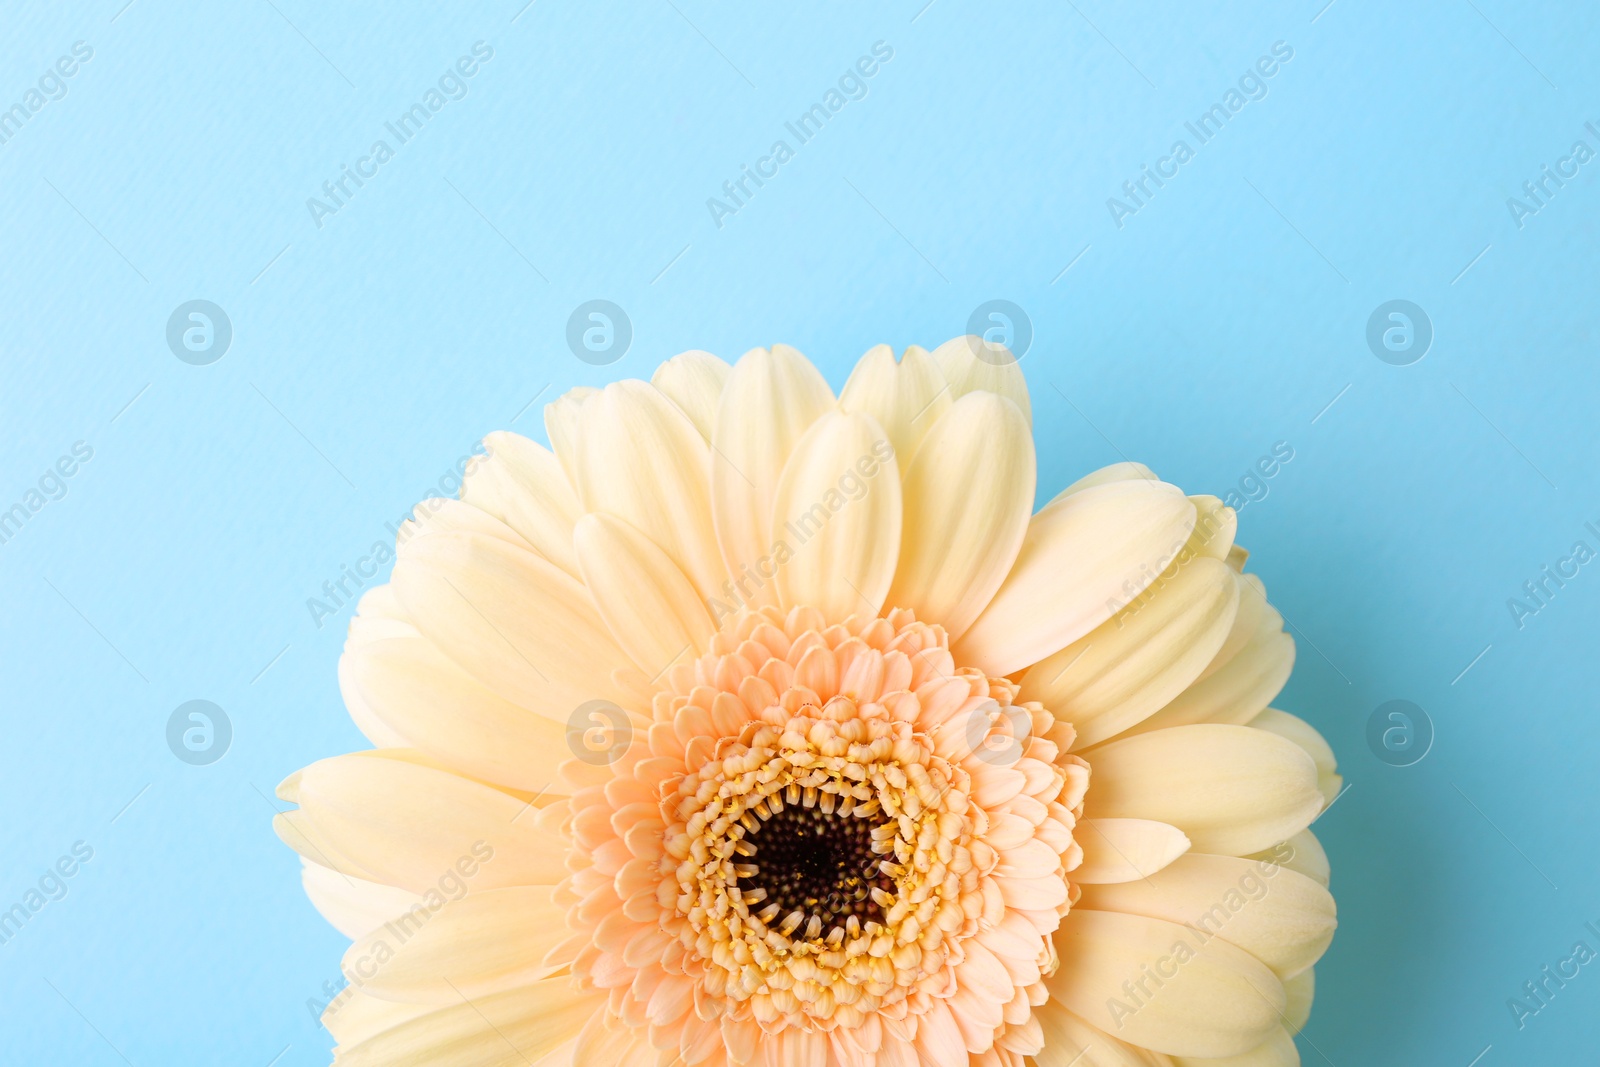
[1, 1, 1596, 1063]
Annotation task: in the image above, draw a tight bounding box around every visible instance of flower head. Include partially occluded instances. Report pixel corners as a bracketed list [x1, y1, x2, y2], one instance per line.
[277, 339, 1338, 1067]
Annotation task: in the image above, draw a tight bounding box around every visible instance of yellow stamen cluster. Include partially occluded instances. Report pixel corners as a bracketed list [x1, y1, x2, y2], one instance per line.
[662, 696, 987, 1029]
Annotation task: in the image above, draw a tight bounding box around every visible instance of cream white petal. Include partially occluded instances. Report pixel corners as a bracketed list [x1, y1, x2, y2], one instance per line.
[1246, 830, 1330, 888]
[302, 858, 423, 941]
[278, 751, 566, 892]
[341, 885, 569, 1002]
[1052, 461, 1158, 501]
[710, 345, 834, 608]
[839, 343, 952, 465]
[885, 391, 1034, 640]
[1076, 853, 1337, 979]
[651, 350, 731, 440]
[349, 583, 408, 625]
[1249, 709, 1342, 807]
[574, 512, 714, 675]
[275, 806, 357, 879]
[544, 385, 597, 490]
[1032, 1001, 1175, 1066]
[331, 978, 602, 1066]
[1020, 557, 1239, 748]
[345, 613, 418, 651]
[1205, 575, 1269, 677]
[1172, 1027, 1299, 1067]
[344, 635, 572, 792]
[1084, 724, 1324, 856]
[325, 986, 436, 1048]
[339, 650, 412, 750]
[392, 529, 633, 714]
[1125, 596, 1294, 738]
[344, 586, 418, 656]
[1282, 969, 1315, 1033]
[461, 431, 584, 577]
[574, 1011, 665, 1067]
[576, 380, 726, 601]
[930, 335, 1032, 425]
[400, 496, 530, 546]
[1074, 818, 1193, 884]
[1047, 908, 1285, 1059]
[954, 480, 1198, 677]
[1185, 495, 1239, 562]
[770, 411, 902, 622]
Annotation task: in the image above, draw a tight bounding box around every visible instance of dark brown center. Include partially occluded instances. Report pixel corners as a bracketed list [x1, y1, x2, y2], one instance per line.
[736, 802, 895, 939]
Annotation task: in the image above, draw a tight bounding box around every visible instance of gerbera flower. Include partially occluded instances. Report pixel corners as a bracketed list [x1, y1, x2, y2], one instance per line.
[275, 338, 1338, 1067]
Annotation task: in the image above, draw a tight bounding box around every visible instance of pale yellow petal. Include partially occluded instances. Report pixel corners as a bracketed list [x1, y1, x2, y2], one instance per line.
[839, 343, 952, 465]
[342, 886, 569, 1002]
[1125, 590, 1294, 738]
[885, 392, 1034, 639]
[770, 411, 901, 622]
[1204, 575, 1269, 676]
[461, 431, 583, 577]
[392, 529, 633, 714]
[302, 858, 422, 940]
[287, 751, 566, 892]
[1246, 830, 1329, 888]
[1020, 557, 1239, 748]
[544, 386, 596, 490]
[349, 583, 408, 625]
[1282, 969, 1315, 1033]
[574, 1010, 664, 1067]
[325, 985, 436, 1047]
[1033, 1001, 1175, 1066]
[574, 512, 714, 675]
[275, 807, 357, 877]
[651, 350, 731, 440]
[340, 649, 411, 750]
[1185, 495, 1238, 562]
[1075, 818, 1192, 884]
[710, 345, 834, 608]
[930, 334, 1032, 425]
[1047, 908, 1285, 1058]
[576, 380, 725, 601]
[955, 480, 1197, 676]
[1052, 461, 1158, 501]
[332, 979, 602, 1066]
[1172, 1027, 1299, 1067]
[1084, 724, 1324, 856]
[400, 496, 529, 546]
[344, 635, 572, 792]
[1076, 853, 1336, 979]
[1249, 709, 1342, 807]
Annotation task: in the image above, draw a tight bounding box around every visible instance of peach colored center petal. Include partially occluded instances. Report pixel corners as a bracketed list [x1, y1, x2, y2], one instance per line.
[559, 606, 1089, 1063]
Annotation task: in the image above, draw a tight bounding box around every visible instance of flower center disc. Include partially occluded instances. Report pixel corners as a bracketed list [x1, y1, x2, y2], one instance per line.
[736, 800, 894, 938]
